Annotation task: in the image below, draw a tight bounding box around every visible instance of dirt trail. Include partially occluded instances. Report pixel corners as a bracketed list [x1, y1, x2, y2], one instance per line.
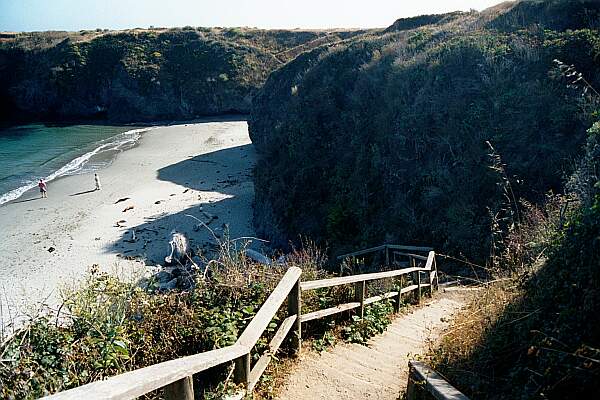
[277, 292, 466, 400]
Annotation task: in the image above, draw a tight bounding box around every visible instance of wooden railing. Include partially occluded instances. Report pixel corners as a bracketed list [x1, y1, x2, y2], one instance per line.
[406, 360, 470, 400]
[42, 246, 439, 400]
[337, 244, 434, 271]
[303, 248, 438, 321]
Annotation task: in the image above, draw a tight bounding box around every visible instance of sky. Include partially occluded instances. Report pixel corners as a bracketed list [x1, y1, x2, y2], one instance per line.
[0, 0, 507, 32]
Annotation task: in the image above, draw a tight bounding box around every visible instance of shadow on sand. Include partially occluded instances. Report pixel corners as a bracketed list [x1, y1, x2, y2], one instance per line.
[9, 196, 44, 204]
[70, 189, 97, 197]
[105, 143, 262, 265]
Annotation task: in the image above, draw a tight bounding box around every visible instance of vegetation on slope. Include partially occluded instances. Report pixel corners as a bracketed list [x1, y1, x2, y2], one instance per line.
[0, 243, 405, 399]
[0, 27, 367, 124]
[249, 0, 600, 262]
[428, 118, 600, 399]
[0, 247, 314, 398]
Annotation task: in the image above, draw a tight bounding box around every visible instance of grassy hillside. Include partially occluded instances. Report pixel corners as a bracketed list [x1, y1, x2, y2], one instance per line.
[249, 0, 600, 261]
[0, 27, 368, 124]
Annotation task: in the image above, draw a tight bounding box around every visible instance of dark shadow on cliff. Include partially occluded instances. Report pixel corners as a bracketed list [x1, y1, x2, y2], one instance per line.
[105, 143, 265, 265]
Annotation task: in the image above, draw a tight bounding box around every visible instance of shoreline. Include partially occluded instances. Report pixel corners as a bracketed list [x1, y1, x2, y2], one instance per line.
[0, 115, 249, 206]
[0, 126, 149, 206]
[0, 120, 256, 331]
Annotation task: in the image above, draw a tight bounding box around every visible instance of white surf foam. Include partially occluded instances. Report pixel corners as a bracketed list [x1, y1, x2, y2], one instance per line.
[0, 127, 152, 205]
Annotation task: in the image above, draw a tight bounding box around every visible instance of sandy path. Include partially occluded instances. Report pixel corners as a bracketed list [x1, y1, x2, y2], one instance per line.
[276, 292, 466, 400]
[0, 119, 256, 330]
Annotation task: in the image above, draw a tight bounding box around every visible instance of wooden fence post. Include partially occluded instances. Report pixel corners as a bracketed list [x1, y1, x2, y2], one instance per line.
[417, 270, 422, 303]
[164, 376, 194, 400]
[417, 271, 421, 303]
[434, 256, 440, 291]
[406, 364, 418, 400]
[394, 278, 402, 313]
[429, 269, 434, 297]
[234, 353, 251, 388]
[355, 280, 366, 319]
[385, 245, 390, 267]
[429, 256, 435, 297]
[409, 256, 417, 303]
[288, 277, 302, 355]
[406, 361, 424, 400]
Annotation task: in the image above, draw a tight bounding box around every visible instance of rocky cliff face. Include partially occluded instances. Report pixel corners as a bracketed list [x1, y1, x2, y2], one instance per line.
[249, 0, 600, 259]
[0, 27, 367, 124]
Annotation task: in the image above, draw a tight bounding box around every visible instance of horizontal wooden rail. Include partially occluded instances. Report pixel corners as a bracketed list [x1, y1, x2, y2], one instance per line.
[299, 282, 428, 323]
[337, 244, 388, 259]
[386, 244, 433, 252]
[41, 246, 439, 400]
[364, 291, 399, 305]
[394, 252, 429, 261]
[301, 302, 362, 323]
[237, 267, 301, 348]
[43, 345, 247, 400]
[407, 360, 470, 400]
[337, 244, 433, 260]
[301, 267, 423, 291]
[401, 284, 420, 294]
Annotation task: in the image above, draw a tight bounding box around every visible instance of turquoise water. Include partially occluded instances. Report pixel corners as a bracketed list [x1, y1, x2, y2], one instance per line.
[0, 124, 149, 205]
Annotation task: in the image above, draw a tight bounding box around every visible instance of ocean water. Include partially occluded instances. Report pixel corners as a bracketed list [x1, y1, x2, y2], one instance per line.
[0, 124, 150, 205]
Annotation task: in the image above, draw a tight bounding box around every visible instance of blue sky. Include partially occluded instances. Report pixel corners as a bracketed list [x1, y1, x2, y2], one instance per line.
[1, 0, 506, 32]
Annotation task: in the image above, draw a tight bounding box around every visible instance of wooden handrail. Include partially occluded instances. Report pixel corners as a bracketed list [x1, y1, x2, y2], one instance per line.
[337, 244, 433, 260]
[407, 360, 470, 400]
[43, 267, 302, 400]
[336, 244, 388, 259]
[40, 246, 439, 400]
[237, 267, 302, 348]
[301, 267, 424, 290]
[301, 250, 438, 327]
[302, 251, 434, 291]
[386, 244, 434, 252]
[233, 267, 302, 388]
[43, 345, 248, 400]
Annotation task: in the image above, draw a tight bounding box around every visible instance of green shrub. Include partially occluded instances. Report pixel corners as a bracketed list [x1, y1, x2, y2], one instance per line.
[342, 301, 394, 344]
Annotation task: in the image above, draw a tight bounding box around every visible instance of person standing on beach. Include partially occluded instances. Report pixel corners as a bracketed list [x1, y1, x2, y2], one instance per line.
[38, 179, 47, 198]
[94, 173, 102, 191]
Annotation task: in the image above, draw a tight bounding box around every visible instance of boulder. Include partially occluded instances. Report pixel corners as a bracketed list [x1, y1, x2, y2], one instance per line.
[155, 270, 173, 283]
[159, 278, 178, 292]
[171, 268, 183, 278]
[245, 249, 271, 266]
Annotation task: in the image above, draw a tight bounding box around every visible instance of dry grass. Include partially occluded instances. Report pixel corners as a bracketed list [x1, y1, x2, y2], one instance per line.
[427, 279, 521, 369]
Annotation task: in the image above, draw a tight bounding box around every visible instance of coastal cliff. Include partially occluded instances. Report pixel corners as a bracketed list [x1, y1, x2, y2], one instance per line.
[0, 27, 367, 124]
[249, 0, 600, 259]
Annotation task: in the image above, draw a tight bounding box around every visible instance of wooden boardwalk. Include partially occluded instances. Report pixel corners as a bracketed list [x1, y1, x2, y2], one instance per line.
[277, 293, 466, 400]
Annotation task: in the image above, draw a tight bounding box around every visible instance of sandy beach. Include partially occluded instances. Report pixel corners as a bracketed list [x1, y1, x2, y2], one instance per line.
[0, 119, 256, 328]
